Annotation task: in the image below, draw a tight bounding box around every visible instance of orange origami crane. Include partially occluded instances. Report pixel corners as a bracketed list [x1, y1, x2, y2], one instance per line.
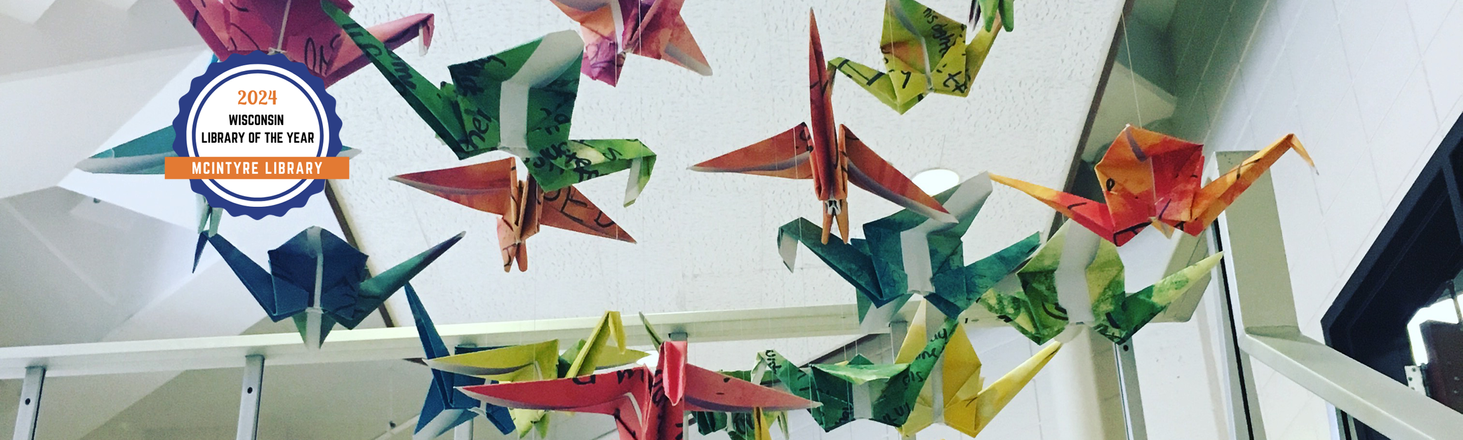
[459, 340, 817, 440]
[176, 0, 434, 87]
[691, 10, 954, 244]
[991, 125, 1314, 246]
[549, 0, 712, 86]
[392, 158, 634, 272]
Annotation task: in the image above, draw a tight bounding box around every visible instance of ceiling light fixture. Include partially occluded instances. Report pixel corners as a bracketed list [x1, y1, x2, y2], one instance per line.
[912, 168, 960, 194]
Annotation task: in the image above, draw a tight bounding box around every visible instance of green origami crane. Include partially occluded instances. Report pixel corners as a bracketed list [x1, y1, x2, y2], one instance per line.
[779, 174, 1039, 326]
[829, 0, 1014, 114]
[323, 1, 655, 205]
[980, 222, 1225, 344]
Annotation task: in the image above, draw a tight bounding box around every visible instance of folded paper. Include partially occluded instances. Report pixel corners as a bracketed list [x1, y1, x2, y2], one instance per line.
[981, 222, 1224, 344]
[830, 0, 1011, 113]
[549, 0, 712, 86]
[991, 125, 1314, 246]
[324, 4, 656, 206]
[177, 0, 433, 87]
[779, 174, 1039, 327]
[460, 340, 817, 440]
[392, 158, 634, 272]
[692, 10, 953, 244]
[403, 284, 515, 439]
[207, 226, 462, 349]
[424, 312, 647, 437]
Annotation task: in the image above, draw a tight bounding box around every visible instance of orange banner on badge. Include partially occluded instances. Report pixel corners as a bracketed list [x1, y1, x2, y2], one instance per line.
[164, 157, 350, 179]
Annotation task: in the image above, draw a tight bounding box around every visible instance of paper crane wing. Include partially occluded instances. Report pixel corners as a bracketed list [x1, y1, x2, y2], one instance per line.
[323, 14, 435, 86]
[323, 2, 468, 152]
[990, 173, 1128, 243]
[208, 233, 305, 321]
[404, 285, 516, 437]
[776, 218, 889, 303]
[927, 233, 1041, 317]
[870, 317, 957, 427]
[458, 367, 649, 413]
[342, 232, 465, 328]
[1088, 244, 1224, 344]
[975, 0, 1015, 32]
[391, 159, 518, 218]
[74, 127, 175, 174]
[538, 185, 636, 243]
[683, 364, 819, 413]
[690, 124, 814, 179]
[626, 0, 712, 78]
[425, 340, 561, 381]
[943, 341, 1059, 437]
[841, 126, 954, 224]
[1181, 134, 1313, 235]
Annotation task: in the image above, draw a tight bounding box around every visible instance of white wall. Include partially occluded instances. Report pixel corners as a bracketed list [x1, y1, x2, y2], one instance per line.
[1161, 0, 1463, 438]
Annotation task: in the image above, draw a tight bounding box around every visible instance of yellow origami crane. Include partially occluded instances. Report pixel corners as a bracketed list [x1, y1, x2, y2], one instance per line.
[423, 311, 647, 437]
[897, 303, 1061, 437]
[830, 0, 1013, 114]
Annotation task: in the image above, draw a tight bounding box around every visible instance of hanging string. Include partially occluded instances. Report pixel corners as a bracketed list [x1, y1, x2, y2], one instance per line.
[1120, 13, 1144, 128]
[274, 0, 295, 54]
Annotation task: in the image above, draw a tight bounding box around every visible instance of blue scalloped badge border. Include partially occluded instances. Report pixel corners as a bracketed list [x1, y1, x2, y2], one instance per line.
[172, 52, 343, 220]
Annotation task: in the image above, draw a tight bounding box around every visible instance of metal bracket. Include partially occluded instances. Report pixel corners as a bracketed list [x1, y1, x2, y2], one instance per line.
[1114, 341, 1148, 440]
[236, 355, 264, 440]
[11, 366, 44, 440]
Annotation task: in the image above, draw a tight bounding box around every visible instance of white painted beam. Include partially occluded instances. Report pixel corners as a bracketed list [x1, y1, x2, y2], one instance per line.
[0, 305, 868, 379]
[235, 355, 263, 440]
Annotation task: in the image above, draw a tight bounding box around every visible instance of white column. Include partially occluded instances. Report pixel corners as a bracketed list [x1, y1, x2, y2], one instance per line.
[236, 355, 264, 440]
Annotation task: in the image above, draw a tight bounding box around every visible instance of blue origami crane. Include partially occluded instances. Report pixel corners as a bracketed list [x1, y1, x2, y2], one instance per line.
[403, 284, 515, 439]
[207, 226, 462, 349]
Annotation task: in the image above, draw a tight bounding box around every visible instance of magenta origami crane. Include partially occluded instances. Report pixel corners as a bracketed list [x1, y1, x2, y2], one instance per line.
[548, 0, 712, 86]
[175, 0, 434, 87]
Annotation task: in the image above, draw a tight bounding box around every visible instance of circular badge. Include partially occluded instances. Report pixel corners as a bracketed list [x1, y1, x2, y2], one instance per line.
[171, 52, 344, 219]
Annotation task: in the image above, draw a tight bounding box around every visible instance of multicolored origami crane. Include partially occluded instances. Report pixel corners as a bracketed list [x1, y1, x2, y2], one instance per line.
[979, 221, 1224, 344]
[402, 284, 516, 439]
[991, 125, 1314, 246]
[548, 0, 712, 86]
[830, 0, 1013, 114]
[391, 158, 634, 272]
[778, 174, 1039, 328]
[692, 11, 953, 243]
[896, 304, 1059, 437]
[459, 339, 818, 440]
[176, 0, 434, 87]
[422, 312, 648, 437]
[74, 138, 358, 271]
[325, 5, 657, 206]
[206, 226, 463, 349]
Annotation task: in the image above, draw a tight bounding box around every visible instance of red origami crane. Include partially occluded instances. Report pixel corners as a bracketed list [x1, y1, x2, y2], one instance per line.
[991, 125, 1314, 246]
[549, 0, 712, 86]
[459, 340, 817, 440]
[691, 10, 954, 244]
[392, 158, 635, 272]
[175, 0, 433, 87]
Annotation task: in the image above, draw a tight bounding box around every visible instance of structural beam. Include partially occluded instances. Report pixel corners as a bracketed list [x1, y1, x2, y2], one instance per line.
[0, 305, 868, 379]
[235, 355, 264, 440]
[11, 366, 43, 440]
[1113, 341, 1147, 440]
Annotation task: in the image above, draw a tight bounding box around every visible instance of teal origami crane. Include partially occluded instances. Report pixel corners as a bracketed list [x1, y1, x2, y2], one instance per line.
[74, 130, 358, 271]
[403, 284, 516, 439]
[778, 174, 1040, 327]
[324, 3, 656, 206]
[207, 226, 463, 349]
[980, 221, 1224, 344]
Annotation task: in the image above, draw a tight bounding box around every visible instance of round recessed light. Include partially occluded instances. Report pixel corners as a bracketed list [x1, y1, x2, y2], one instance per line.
[912, 168, 960, 194]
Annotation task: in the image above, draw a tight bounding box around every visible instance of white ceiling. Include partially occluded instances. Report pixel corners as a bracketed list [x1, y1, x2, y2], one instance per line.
[0, 0, 1140, 438]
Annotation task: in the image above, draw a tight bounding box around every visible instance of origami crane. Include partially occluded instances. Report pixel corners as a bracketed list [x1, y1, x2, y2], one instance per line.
[422, 311, 648, 437]
[896, 303, 1059, 437]
[830, 0, 1013, 114]
[325, 5, 657, 206]
[548, 0, 712, 86]
[403, 284, 516, 439]
[207, 226, 463, 349]
[778, 174, 1039, 328]
[991, 125, 1314, 246]
[74, 135, 358, 271]
[392, 158, 634, 272]
[755, 310, 956, 431]
[460, 339, 818, 440]
[176, 0, 433, 87]
[692, 11, 953, 243]
[979, 221, 1224, 345]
